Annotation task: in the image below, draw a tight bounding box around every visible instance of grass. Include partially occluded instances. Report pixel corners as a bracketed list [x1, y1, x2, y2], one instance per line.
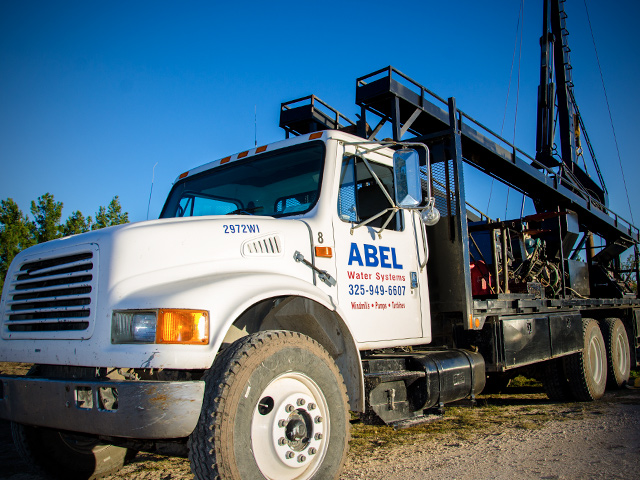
[348, 395, 555, 455]
[347, 374, 637, 456]
[508, 375, 543, 388]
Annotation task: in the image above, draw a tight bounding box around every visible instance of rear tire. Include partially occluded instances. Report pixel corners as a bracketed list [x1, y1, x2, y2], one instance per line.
[564, 318, 607, 401]
[11, 423, 135, 479]
[189, 330, 350, 480]
[602, 317, 631, 388]
[483, 374, 511, 394]
[542, 358, 572, 401]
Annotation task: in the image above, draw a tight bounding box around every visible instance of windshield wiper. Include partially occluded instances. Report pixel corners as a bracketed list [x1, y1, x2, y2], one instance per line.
[226, 206, 264, 215]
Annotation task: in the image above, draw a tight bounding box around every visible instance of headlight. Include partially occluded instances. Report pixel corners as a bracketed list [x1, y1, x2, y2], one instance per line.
[132, 313, 157, 342]
[112, 310, 209, 345]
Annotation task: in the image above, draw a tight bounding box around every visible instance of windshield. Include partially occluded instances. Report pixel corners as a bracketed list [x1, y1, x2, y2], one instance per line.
[160, 142, 325, 219]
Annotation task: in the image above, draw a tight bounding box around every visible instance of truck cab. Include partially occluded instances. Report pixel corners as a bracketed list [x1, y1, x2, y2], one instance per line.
[1, 129, 484, 480]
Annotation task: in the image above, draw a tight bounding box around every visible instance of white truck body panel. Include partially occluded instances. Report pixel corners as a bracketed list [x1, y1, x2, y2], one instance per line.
[0, 131, 433, 365]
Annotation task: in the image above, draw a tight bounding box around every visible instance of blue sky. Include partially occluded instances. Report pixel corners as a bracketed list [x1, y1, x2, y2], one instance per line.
[1, 0, 638, 228]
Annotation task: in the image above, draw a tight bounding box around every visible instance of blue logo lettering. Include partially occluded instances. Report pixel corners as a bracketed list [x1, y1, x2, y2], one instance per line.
[347, 243, 403, 270]
[348, 243, 363, 266]
[391, 248, 403, 269]
[379, 246, 391, 268]
[364, 244, 378, 267]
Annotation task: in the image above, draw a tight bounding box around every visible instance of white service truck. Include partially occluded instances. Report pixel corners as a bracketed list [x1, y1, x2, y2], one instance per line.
[1, 63, 639, 480]
[0, 129, 482, 479]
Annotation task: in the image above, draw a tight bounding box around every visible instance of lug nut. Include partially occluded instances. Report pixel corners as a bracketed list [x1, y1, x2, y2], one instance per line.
[314, 433, 323, 441]
[297, 454, 306, 463]
[297, 398, 306, 406]
[285, 404, 294, 413]
[307, 402, 316, 410]
[285, 451, 295, 459]
[314, 416, 323, 424]
[278, 437, 286, 446]
[278, 419, 287, 428]
[309, 447, 317, 455]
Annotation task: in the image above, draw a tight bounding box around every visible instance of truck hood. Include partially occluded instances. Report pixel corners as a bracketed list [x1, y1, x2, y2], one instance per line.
[1, 216, 314, 342]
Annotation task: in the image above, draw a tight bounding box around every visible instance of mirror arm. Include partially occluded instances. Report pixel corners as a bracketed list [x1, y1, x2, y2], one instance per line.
[356, 148, 397, 208]
[346, 139, 435, 205]
[350, 207, 399, 238]
[412, 210, 429, 271]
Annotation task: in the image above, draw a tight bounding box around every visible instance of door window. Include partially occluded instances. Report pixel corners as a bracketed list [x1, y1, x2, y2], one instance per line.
[337, 155, 402, 231]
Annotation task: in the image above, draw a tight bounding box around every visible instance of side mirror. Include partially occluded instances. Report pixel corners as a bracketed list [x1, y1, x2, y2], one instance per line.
[393, 148, 422, 208]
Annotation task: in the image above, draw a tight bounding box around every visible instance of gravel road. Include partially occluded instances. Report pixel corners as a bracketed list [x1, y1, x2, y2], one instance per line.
[1, 384, 639, 480]
[340, 389, 640, 480]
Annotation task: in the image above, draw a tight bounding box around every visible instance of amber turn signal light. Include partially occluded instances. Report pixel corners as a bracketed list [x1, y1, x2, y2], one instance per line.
[315, 246, 333, 258]
[156, 309, 209, 344]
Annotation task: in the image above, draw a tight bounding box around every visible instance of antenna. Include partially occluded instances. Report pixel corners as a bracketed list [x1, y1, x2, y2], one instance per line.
[146, 162, 158, 220]
[255, 105, 257, 147]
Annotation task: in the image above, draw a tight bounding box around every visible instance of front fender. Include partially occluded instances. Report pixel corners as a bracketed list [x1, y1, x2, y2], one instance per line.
[109, 271, 337, 369]
[113, 271, 364, 411]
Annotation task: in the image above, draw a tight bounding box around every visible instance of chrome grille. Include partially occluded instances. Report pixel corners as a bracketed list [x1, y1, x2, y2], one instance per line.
[2, 246, 98, 339]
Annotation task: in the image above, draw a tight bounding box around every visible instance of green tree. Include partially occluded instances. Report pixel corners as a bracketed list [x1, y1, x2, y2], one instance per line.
[63, 210, 92, 236]
[92, 196, 128, 230]
[621, 252, 638, 292]
[30, 192, 63, 243]
[0, 199, 36, 291]
[1, 194, 128, 292]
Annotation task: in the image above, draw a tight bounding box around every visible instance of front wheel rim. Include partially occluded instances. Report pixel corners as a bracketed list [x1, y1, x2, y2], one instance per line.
[251, 372, 330, 480]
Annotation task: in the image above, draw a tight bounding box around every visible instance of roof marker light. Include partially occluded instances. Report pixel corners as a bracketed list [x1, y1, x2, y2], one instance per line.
[256, 145, 267, 153]
[238, 151, 249, 159]
[309, 132, 323, 140]
[178, 171, 189, 179]
[220, 156, 231, 165]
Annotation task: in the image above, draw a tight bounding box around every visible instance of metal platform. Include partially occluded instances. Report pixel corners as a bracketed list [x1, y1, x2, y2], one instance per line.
[278, 66, 639, 329]
[353, 67, 638, 246]
[280, 95, 356, 137]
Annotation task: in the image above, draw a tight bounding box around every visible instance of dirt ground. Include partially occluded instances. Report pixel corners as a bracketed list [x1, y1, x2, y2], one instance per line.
[1, 363, 639, 480]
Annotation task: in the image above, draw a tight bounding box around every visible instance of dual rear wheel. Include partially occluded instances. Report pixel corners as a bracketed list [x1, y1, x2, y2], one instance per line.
[543, 317, 631, 401]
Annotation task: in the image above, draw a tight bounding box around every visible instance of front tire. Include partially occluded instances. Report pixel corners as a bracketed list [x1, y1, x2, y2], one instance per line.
[189, 330, 350, 480]
[11, 423, 135, 479]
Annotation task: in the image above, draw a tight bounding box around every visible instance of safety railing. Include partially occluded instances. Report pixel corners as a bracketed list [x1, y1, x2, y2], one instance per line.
[356, 66, 639, 243]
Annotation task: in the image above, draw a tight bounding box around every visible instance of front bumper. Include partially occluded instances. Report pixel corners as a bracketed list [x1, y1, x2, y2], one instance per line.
[0, 375, 204, 439]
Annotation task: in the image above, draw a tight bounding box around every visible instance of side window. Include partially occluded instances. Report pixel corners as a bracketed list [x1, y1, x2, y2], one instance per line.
[338, 156, 358, 221]
[337, 155, 403, 231]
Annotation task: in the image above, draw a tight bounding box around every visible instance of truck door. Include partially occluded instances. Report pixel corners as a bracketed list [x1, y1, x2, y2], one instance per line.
[333, 149, 429, 343]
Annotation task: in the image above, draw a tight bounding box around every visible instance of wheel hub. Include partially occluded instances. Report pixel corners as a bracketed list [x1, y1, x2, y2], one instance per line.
[251, 373, 329, 479]
[285, 412, 311, 450]
[270, 393, 324, 466]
